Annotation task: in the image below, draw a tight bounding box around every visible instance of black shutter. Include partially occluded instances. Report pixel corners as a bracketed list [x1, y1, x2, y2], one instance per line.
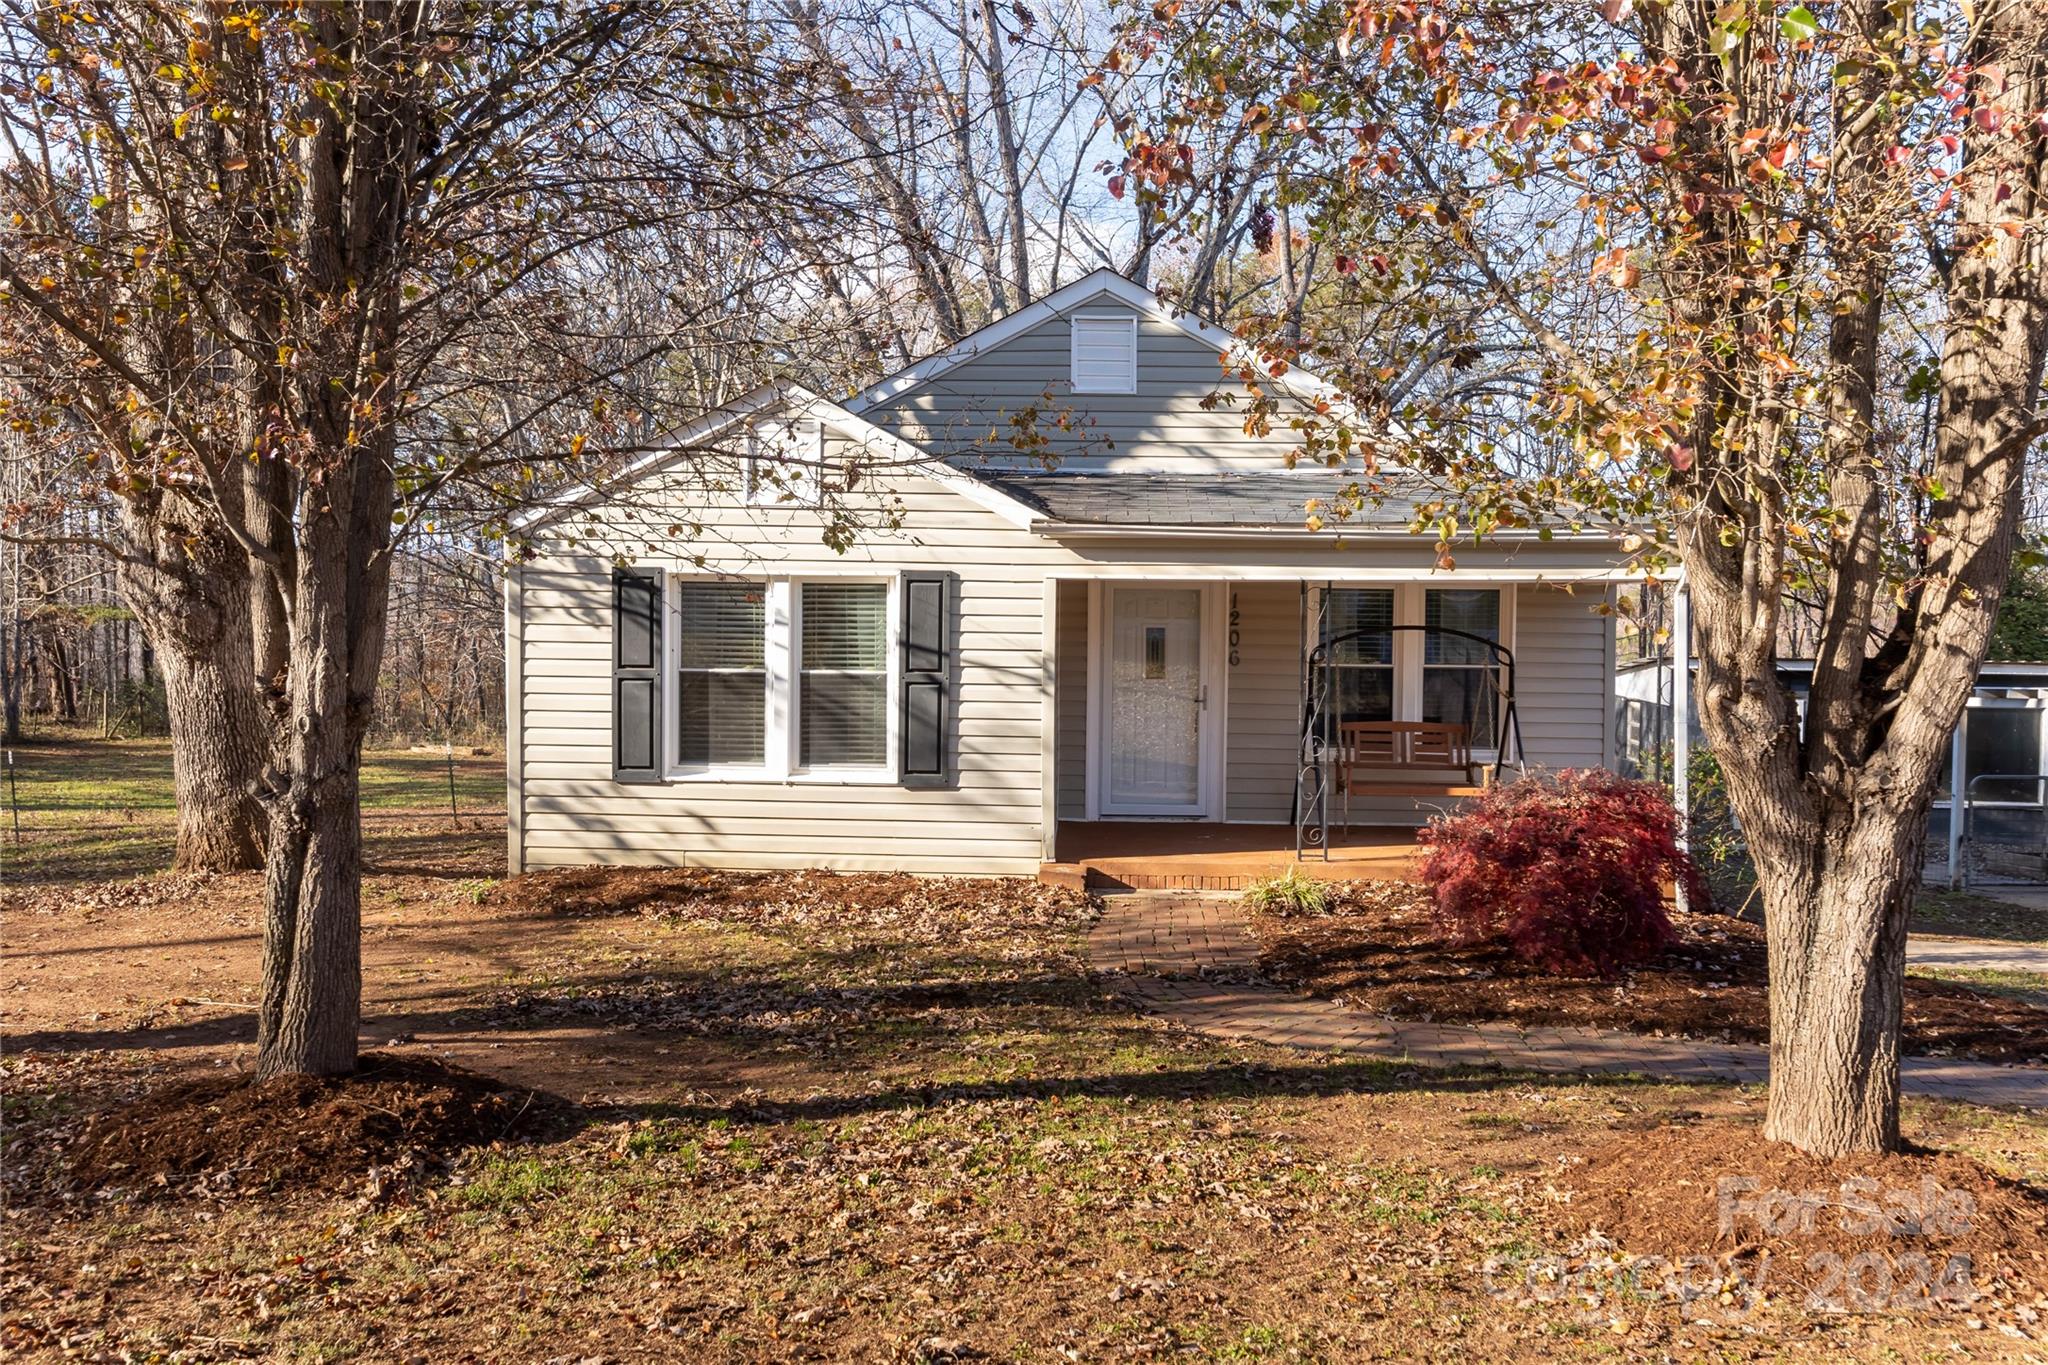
[612, 568, 663, 783]
[900, 571, 955, 787]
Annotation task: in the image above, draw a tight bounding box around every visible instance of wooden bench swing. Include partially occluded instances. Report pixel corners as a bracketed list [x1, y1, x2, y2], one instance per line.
[1294, 623, 1525, 856]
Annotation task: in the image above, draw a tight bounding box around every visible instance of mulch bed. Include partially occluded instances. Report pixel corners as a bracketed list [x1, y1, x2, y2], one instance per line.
[1552, 1121, 2048, 1304]
[1253, 882, 2048, 1064]
[62, 1053, 559, 1197]
[490, 866, 1094, 944]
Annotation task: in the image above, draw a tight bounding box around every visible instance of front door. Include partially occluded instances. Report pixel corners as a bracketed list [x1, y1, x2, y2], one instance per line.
[1104, 586, 1207, 814]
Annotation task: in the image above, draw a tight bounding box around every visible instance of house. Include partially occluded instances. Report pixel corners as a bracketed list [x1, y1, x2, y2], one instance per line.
[1617, 655, 2048, 885]
[503, 270, 1638, 884]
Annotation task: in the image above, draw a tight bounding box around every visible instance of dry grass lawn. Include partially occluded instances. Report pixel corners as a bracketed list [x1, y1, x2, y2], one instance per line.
[3, 767, 2047, 1361]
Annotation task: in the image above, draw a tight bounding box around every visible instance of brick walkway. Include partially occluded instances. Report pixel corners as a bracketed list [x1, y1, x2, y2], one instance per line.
[1088, 894, 2048, 1109]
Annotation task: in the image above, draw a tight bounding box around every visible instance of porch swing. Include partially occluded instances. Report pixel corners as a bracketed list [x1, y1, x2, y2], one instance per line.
[1292, 615, 1526, 857]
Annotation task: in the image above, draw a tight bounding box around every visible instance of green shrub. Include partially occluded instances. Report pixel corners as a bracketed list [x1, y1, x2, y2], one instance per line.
[1242, 866, 1331, 916]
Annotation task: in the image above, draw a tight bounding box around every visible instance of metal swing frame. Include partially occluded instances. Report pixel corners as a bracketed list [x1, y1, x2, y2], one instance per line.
[1292, 614, 1524, 858]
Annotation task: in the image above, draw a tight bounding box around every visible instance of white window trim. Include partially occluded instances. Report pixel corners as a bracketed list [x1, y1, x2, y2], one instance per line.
[789, 575, 901, 784]
[1070, 312, 1139, 394]
[665, 576, 783, 782]
[663, 571, 901, 785]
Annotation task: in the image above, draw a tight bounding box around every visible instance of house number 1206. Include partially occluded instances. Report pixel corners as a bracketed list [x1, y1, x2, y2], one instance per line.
[1228, 594, 1241, 666]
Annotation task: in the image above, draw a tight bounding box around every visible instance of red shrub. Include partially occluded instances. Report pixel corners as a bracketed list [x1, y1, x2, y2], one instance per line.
[1415, 769, 1707, 977]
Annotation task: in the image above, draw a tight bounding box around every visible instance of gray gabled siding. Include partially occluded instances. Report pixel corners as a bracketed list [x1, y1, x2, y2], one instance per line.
[861, 296, 1316, 473]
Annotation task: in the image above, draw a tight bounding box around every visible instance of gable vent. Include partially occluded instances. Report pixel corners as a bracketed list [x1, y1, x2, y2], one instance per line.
[1070, 314, 1138, 394]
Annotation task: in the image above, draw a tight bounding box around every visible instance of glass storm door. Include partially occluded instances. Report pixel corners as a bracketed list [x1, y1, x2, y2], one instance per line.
[1105, 587, 1205, 813]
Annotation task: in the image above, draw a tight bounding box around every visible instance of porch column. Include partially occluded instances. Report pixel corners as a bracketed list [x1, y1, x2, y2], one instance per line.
[1946, 711, 1966, 889]
[1671, 576, 1692, 914]
[1041, 576, 1060, 863]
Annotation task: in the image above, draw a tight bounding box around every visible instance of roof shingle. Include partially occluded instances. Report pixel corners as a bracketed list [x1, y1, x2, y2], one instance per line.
[963, 469, 1434, 528]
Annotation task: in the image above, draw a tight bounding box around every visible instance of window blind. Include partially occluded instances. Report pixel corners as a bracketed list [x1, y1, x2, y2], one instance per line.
[800, 582, 887, 768]
[676, 580, 766, 766]
[1325, 588, 1395, 728]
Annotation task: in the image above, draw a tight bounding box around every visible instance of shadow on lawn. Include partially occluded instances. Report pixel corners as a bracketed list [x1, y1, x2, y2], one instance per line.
[5, 959, 1100, 1057]
[577, 1057, 1663, 1131]
[7, 949, 1689, 1128]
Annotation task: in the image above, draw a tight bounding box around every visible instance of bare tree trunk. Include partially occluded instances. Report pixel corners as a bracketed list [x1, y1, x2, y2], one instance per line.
[1747, 811, 1918, 1152]
[1, 616, 22, 744]
[159, 618, 267, 871]
[116, 514, 269, 872]
[257, 758, 365, 1075]
[254, 478, 394, 1076]
[255, 478, 396, 1075]
[974, 0, 1032, 302]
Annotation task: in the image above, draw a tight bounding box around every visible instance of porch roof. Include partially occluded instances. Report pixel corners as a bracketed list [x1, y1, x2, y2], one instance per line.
[968, 469, 1434, 529]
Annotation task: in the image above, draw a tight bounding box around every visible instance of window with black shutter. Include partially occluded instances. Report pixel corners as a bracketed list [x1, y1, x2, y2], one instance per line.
[612, 569, 663, 783]
[900, 571, 954, 787]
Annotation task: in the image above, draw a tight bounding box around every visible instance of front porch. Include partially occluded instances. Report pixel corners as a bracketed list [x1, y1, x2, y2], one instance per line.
[1041, 820, 1422, 892]
[1040, 574, 1566, 883]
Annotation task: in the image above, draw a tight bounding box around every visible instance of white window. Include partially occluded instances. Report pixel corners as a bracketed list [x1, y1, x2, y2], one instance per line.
[1070, 313, 1138, 393]
[1323, 588, 1395, 730]
[746, 418, 825, 506]
[1317, 585, 1511, 752]
[797, 581, 890, 770]
[674, 580, 769, 769]
[1423, 589, 1503, 749]
[668, 574, 898, 782]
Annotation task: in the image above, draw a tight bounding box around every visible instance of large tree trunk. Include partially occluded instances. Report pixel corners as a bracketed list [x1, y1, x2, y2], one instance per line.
[116, 515, 269, 873]
[160, 619, 268, 871]
[1750, 811, 1922, 1153]
[257, 757, 365, 1076]
[253, 516, 391, 1076]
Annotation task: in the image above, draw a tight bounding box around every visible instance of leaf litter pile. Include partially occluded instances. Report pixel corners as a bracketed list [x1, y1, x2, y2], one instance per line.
[10, 862, 2048, 1360]
[485, 869, 1098, 1045]
[49, 1053, 558, 1200]
[1253, 880, 2048, 1063]
[490, 865, 1094, 942]
[1549, 1120, 2048, 1317]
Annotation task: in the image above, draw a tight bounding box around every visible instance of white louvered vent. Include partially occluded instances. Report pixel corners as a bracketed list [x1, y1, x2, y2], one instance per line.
[1070, 314, 1138, 393]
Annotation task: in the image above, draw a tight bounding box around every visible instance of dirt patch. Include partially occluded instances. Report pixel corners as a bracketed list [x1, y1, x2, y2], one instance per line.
[1254, 881, 2048, 1064]
[492, 866, 1095, 943]
[62, 1053, 560, 1197]
[1553, 1120, 2048, 1304]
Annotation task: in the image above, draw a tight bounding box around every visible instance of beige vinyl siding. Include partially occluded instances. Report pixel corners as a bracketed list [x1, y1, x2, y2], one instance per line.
[1513, 584, 1613, 771]
[1055, 579, 1088, 820]
[511, 401, 1631, 875]
[860, 296, 1316, 473]
[1225, 582, 1303, 822]
[517, 449, 1052, 876]
[505, 561, 526, 872]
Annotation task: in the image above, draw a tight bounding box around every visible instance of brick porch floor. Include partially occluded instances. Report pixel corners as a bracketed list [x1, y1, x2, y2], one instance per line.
[1046, 821, 1420, 892]
[1087, 893, 2048, 1108]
